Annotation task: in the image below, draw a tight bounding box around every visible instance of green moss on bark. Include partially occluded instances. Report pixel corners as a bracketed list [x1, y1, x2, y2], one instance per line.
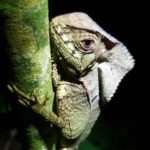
[0, 0, 56, 149]
[0, 0, 54, 116]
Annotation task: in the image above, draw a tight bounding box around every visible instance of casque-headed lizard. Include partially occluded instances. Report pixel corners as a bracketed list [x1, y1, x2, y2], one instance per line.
[50, 12, 135, 149]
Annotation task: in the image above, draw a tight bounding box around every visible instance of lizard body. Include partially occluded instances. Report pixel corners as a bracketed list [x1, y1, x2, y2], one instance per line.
[50, 12, 135, 149]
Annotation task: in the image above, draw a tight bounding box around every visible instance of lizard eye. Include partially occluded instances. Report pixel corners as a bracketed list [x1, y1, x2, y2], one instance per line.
[79, 39, 95, 52]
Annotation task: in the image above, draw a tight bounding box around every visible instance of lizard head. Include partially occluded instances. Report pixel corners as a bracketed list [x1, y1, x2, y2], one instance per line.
[50, 12, 135, 102]
[50, 12, 117, 76]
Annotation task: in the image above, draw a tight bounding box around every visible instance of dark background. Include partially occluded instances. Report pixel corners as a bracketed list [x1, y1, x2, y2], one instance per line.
[50, 0, 139, 150]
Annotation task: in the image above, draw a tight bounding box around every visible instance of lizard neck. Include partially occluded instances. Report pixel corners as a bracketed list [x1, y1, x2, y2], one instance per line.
[79, 66, 100, 110]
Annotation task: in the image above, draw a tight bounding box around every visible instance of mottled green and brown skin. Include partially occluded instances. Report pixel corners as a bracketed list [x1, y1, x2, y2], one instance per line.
[50, 13, 110, 149]
[52, 65, 90, 140]
[50, 12, 135, 150]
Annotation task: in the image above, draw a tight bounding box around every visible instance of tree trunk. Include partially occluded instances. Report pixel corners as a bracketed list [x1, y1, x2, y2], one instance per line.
[0, 0, 56, 149]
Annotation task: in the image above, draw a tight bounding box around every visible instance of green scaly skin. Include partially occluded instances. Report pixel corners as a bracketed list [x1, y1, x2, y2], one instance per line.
[50, 13, 107, 149]
[50, 12, 135, 150]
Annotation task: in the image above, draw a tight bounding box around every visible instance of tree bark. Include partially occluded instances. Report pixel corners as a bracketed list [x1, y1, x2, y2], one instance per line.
[0, 0, 56, 149]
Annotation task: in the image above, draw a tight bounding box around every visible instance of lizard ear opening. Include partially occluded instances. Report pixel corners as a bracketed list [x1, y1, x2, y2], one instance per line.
[101, 35, 117, 50]
[95, 32, 119, 63]
[97, 44, 135, 103]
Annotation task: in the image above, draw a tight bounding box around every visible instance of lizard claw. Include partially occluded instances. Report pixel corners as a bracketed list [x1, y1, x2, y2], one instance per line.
[7, 83, 36, 107]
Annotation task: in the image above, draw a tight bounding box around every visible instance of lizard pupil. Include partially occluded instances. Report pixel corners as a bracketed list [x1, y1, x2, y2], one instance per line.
[81, 39, 94, 51]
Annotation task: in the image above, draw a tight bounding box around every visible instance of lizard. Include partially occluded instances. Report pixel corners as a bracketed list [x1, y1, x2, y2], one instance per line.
[49, 12, 135, 149]
[7, 12, 135, 150]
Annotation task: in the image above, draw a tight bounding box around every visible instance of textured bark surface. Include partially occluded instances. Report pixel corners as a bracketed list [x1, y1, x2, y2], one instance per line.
[0, 0, 54, 121]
